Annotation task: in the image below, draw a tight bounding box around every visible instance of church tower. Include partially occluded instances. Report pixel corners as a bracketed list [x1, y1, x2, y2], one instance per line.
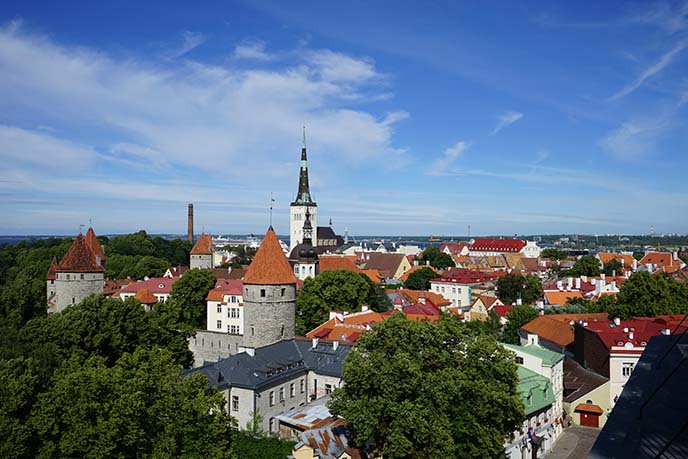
[289, 127, 317, 251]
[289, 208, 319, 281]
[241, 227, 297, 352]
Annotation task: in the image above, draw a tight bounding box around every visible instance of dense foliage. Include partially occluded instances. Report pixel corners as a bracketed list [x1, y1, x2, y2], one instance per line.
[496, 273, 543, 306]
[104, 231, 191, 280]
[403, 266, 439, 290]
[540, 248, 567, 261]
[501, 305, 539, 345]
[296, 270, 389, 335]
[418, 246, 456, 270]
[231, 431, 295, 459]
[563, 255, 601, 277]
[0, 238, 248, 458]
[329, 313, 523, 459]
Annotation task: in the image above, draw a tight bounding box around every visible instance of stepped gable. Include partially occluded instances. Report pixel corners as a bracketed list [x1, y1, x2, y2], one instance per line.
[57, 234, 104, 273]
[85, 227, 106, 262]
[191, 233, 215, 255]
[47, 257, 58, 281]
[244, 227, 297, 285]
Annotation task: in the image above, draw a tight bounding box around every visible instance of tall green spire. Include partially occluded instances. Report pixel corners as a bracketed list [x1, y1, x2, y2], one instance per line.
[291, 126, 316, 206]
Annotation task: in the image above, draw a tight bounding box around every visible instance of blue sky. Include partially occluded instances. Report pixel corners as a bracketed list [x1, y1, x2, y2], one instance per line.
[0, 1, 687, 237]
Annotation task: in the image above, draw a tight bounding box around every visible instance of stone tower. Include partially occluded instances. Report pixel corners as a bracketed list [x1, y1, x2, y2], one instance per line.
[46, 257, 58, 307]
[51, 230, 105, 313]
[289, 208, 319, 281]
[190, 232, 214, 269]
[290, 127, 317, 251]
[242, 227, 297, 351]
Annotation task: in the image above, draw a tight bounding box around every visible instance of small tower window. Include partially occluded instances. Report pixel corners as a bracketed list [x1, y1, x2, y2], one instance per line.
[260, 289, 266, 298]
[251, 326, 255, 336]
[281, 288, 286, 297]
[281, 325, 285, 337]
[80, 274, 84, 280]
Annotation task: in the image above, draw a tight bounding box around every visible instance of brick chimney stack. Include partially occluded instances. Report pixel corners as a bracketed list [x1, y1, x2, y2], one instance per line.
[187, 203, 194, 243]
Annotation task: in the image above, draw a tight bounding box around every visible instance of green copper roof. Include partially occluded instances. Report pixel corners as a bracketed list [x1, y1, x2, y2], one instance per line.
[517, 366, 554, 416]
[503, 342, 564, 366]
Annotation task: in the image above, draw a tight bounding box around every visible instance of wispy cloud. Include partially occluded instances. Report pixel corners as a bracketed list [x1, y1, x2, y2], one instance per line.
[165, 30, 206, 59]
[492, 111, 523, 135]
[232, 40, 272, 61]
[428, 141, 470, 175]
[609, 41, 687, 101]
[599, 117, 672, 158]
[626, 1, 688, 33]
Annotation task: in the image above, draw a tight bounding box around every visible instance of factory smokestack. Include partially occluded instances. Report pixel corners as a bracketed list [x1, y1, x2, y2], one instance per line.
[187, 204, 194, 243]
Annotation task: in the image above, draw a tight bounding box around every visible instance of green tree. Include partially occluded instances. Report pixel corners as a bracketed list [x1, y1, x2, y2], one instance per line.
[231, 431, 295, 459]
[329, 313, 523, 459]
[430, 252, 455, 270]
[404, 267, 439, 290]
[30, 348, 232, 459]
[609, 271, 688, 319]
[567, 255, 601, 277]
[418, 245, 441, 266]
[496, 273, 543, 305]
[358, 273, 392, 313]
[166, 269, 216, 329]
[296, 270, 372, 335]
[501, 305, 539, 344]
[540, 248, 567, 261]
[602, 259, 623, 276]
[105, 254, 169, 280]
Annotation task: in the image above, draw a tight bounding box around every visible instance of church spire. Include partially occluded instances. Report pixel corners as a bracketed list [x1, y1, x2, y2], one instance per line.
[291, 126, 315, 206]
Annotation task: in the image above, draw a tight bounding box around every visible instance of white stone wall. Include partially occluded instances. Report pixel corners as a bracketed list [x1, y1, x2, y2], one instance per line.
[190, 254, 213, 269]
[225, 387, 256, 431]
[609, 350, 641, 407]
[430, 281, 471, 311]
[53, 272, 104, 312]
[189, 331, 245, 367]
[307, 370, 343, 401]
[207, 295, 244, 334]
[256, 376, 310, 434]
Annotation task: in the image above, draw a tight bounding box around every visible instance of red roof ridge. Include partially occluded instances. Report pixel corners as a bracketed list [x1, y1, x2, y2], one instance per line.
[47, 256, 59, 280]
[243, 227, 297, 285]
[57, 234, 104, 273]
[191, 233, 215, 255]
[85, 227, 106, 261]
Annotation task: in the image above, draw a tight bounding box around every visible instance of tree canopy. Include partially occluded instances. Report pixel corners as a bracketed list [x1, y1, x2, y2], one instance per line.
[501, 305, 539, 345]
[540, 248, 567, 261]
[565, 255, 601, 277]
[418, 246, 455, 270]
[496, 273, 543, 306]
[165, 268, 217, 330]
[329, 313, 523, 459]
[296, 270, 383, 335]
[104, 231, 192, 280]
[602, 259, 623, 276]
[404, 267, 439, 290]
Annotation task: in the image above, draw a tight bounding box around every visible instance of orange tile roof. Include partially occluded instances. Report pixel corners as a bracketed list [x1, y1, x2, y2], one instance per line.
[47, 257, 58, 280]
[397, 288, 451, 307]
[360, 269, 383, 284]
[574, 403, 604, 415]
[520, 313, 609, 348]
[243, 227, 297, 285]
[598, 252, 634, 267]
[191, 233, 215, 255]
[134, 288, 158, 304]
[639, 251, 684, 269]
[85, 227, 106, 261]
[57, 234, 104, 273]
[319, 255, 361, 273]
[544, 290, 583, 305]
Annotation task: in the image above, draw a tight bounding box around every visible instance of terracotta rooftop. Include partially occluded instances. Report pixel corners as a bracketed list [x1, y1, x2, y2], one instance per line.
[581, 315, 688, 351]
[47, 257, 58, 280]
[57, 234, 104, 273]
[85, 227, 106, 262]
[520, 313, 609, 349]
[120, 276, 179, 294]
[191, 233, 215, 255]
[544, 290, 583, 305]
[598, 252, 634, 268]
[639, 251, 681, 269]
[432, 268, 497, 285]
[243, 227, 297, 285]
[134, 288, 159, 304]
[397, 288, 451, 307]
[470, 238, 526, 253]
[319, 255, 361, 273]
[206, 279, 244, 301]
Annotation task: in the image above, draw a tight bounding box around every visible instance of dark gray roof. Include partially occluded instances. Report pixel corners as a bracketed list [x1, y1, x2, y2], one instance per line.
[590, 334, 688, 459]
[190, 339, 350, 391]
[563, 359, 608, 403]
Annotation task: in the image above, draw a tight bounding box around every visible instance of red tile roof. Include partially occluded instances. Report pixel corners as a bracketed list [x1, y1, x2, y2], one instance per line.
[440, 242, 470, 254]
[433, 268, 497, 284]
[243, 227, 297, 285]
[47, 257, 58, 280]
[134, 288, 158, 304]
[638, 251, 680, 269]
[397, 288, 451, 307]
[544, 290, 583, 305]
[120, 276, 178, 294]
[57, 234, 105, 273]
[206, 279, 243, 301]
[191, 233, 215, 255]
[319, 255, 361, 273]
[493, 304, 514, 317]
[85, 227, 106, 262]
[470, 238, 526, 253]
[598, 252, 634, 267]
[582, 315, 688, 351]
[520, 313, 610, 349]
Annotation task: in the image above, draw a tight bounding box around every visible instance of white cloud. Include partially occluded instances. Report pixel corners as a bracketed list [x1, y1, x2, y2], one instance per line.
[492, 111, 523, 134]
[599, 118, 670, 158]
[609, 40, 687, 101]
[232, 40, 272, 61]
[0, 24, 407, 178]
[428, 141, 470, 175]
[165, 31, 206, 59]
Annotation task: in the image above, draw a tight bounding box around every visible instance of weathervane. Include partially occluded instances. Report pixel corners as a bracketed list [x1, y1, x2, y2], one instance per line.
[269, 192, 276, 227]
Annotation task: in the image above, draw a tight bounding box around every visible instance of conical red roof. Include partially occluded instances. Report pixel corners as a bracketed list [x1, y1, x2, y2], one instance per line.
[134, 288, 158, 304]
[191, 233, 215, 255]
[57, 234, 104, 273]
[47, 257, 58, 280]
[244, 227, 297, 285]
[85, 227, 106, 262]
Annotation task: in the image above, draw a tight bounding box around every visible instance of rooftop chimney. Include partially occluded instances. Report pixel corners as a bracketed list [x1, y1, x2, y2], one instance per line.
[312, 337, 319, 348]
[187, 203, 194, 243]
[333, 341, 339, 351]
[661, 328, 671, 336]
[575, 277, 581, 289]
[527, 334, 539, 346]
[628, 331, 634, 340]
[614, 317, 621, 326]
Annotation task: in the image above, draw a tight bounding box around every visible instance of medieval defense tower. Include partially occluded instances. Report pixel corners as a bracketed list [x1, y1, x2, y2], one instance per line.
[241, 227, 297, 351]
[289, 127, 317, 251]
